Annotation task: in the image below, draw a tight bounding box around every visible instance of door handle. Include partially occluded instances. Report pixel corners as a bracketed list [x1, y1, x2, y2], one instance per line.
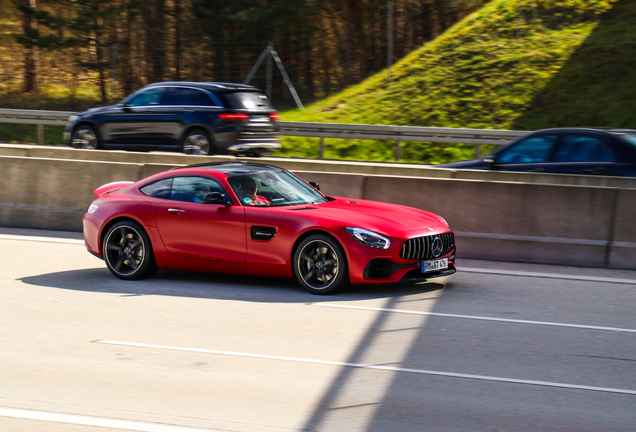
[168, 208, 185, 214]
[183, 109, 195, 113]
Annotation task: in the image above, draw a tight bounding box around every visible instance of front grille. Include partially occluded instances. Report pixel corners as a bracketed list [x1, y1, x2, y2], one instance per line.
[400, 233, 455, 260]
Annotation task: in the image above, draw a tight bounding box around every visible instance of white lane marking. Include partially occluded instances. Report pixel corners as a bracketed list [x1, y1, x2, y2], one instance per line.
[312, 303, 636, 334]
[461, 267, 636, 285]
[95, 340, 636, 396]
[0, 234, 84, 245]
[0, 407, 220, 432]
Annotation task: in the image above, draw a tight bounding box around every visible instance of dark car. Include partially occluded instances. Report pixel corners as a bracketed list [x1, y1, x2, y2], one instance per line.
[64, 82, 281, 156]
[438, 128, 636, 176]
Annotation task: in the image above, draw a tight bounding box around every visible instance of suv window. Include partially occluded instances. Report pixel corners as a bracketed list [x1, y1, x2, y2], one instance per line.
[620, 134, 636, 149]
[496, 134, 558, 164]
[171, 177, 227, 203]
[162, 87, 216, 106]
[230, 91, 272, 110]
[140, 178, 173, 199]
[554, 134, 614, 163]
[125, 87, 166, 107]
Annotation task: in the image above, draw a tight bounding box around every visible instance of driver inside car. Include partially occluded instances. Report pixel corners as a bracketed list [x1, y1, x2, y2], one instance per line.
[235, 176, 270, 206]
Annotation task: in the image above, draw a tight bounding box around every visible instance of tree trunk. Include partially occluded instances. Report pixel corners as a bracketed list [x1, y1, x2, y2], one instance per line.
[94, 5, 107, 102]
[21, 0, 38, 92]
[145, 0, 166, 83]
[174, 0, 181, 80]
[341, 1, 355, 84]
[152, 0, 165, 82]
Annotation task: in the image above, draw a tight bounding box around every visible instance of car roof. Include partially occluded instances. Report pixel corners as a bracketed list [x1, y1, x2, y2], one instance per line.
[145, 82, 260, 92]
[170, 161, 284, 177]
[534, 127, 636, 135]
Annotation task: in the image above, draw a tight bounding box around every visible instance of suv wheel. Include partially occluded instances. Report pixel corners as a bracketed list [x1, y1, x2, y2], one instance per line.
[183, 129, 212, 155]
[72, 124, 100, 149]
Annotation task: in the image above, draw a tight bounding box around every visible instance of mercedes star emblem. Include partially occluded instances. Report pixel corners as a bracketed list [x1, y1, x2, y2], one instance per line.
[431, 236, 444, 258]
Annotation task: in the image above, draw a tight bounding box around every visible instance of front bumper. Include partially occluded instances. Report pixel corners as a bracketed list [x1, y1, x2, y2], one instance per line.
[362, 254, 456, 283]
[228, 140, 281, 154]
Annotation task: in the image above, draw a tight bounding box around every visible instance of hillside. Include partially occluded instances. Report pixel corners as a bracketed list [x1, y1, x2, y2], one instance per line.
[279, 0, 636, 164]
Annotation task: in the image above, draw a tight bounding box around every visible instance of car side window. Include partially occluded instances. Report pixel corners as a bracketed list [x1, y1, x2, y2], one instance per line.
[161, 88, 216, 106]
[554, 134, 615, 163]
[496, 134, 558, 164]
[171, 177, 226, 203]
[188, 89, 216, 106]
[126, 87, 166, 107]
[140, 178, 173, 199]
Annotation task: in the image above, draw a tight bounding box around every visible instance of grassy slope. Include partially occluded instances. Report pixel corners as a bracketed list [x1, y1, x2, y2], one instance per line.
[279, 0, 635, 164]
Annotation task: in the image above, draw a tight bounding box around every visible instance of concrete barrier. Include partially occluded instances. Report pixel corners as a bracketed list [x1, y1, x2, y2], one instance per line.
[1, 154, 635, 270]
[0, 156, 142, 231]
[608, 189, 636, 269]
[4, 143, 636, 189]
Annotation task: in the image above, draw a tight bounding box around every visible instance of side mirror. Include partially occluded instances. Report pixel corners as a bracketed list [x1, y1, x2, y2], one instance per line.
[483, 157, 495, 167]
[309, 181, 320, 191]
[203, 192, 232, 207]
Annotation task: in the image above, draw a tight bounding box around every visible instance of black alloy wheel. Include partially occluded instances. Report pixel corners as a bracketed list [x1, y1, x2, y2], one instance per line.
[182, 129, 212, 155]
[293, 234, 348, 295]
[103, 220, 157, 280]
[72, 124, 99, 149]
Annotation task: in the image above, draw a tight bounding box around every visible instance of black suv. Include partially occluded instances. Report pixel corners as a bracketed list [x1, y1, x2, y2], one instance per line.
[64, 82, 281, 156]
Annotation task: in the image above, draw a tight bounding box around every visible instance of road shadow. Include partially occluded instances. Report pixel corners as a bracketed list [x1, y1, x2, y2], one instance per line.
[18, 267, 446, 304]
[512, 0, 636, 130]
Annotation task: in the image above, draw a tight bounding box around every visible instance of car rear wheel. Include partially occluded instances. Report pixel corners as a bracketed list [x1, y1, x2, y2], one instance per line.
[72, 124, 99, 150]
[103, 220, 157, 280]
[293, 234, 348, 295]
[182, 129, 212, 155]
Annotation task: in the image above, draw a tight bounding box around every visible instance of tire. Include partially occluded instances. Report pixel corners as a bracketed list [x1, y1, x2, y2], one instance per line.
[102, 220, 157, 280]
[71, 124, 100, 149]
[293, 234, 348, 295]
[182, 129, 212, 155]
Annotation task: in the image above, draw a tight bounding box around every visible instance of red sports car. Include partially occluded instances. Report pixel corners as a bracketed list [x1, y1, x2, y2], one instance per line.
[84, 162, 456, 294]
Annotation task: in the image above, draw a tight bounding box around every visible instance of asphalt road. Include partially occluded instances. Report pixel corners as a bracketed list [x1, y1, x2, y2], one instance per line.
[1, 227, 636, 432]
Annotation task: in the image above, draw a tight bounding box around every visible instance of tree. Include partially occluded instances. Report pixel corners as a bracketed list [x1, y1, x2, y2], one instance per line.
[16, 0, 38, 92]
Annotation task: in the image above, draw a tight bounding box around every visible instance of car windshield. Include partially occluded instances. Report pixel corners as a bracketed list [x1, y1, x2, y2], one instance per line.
[227, 170, 326, 207]
[230, 91, 272, 110]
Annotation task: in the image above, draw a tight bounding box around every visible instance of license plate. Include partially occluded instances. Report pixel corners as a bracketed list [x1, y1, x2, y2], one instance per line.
[422, 258, 449, 273]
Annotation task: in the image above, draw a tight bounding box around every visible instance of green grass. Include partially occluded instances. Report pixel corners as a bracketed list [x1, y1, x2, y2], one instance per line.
[277, 0, 635, 164]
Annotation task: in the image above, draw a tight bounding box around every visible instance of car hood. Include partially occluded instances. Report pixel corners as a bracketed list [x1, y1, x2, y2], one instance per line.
[82, 105, 116, 115]
[436, 159, 489, 169]
[294, 197, 449, 237]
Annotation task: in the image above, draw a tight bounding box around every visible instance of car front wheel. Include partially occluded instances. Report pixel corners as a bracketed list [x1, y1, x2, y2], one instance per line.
[103, 220, 157, 280]
[293, 234, 348, 295]
[72, 124, 99, 149]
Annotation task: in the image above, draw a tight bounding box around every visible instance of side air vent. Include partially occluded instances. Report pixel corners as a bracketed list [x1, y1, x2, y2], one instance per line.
[251, 226, 277, 241]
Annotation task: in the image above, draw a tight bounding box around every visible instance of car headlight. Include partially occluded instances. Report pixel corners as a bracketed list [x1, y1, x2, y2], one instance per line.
[346, 227, 391, 249]
[87, 203, 99, 214]
[68, 115, 79, 125]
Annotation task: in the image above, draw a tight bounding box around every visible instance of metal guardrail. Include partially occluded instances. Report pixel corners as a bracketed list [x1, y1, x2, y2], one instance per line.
[0, 108, 528, 159]
[0, 108, 76, 148]
[279, 121, 527, 159]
